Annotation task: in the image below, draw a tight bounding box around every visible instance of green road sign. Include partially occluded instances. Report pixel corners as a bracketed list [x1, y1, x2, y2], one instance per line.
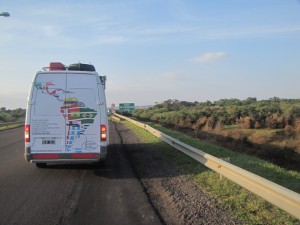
[119, 103, 135, 112]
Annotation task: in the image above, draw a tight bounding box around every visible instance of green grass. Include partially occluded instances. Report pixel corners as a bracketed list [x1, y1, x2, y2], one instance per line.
[121, 120, 300, 225]
[0, 124, 23, 131]
[148, 122, 300, 193]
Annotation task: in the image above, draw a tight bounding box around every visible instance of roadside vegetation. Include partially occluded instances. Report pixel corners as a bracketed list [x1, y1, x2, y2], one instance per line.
[131, 97, 300, 171]
[0, 107, 25, 123]
[121, 120, 300, 225]
[0, 124, 24, 131]
[0, 107, 25, 131]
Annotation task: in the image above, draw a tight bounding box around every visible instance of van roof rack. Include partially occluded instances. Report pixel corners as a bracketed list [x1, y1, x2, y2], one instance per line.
[43, 62, 96, 72]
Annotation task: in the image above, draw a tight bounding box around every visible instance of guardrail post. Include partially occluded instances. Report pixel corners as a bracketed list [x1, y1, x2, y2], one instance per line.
[219, 157, 230, 180]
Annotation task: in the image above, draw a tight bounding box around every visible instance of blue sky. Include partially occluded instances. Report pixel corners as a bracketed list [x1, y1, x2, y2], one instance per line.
[1, 0, 300, 109]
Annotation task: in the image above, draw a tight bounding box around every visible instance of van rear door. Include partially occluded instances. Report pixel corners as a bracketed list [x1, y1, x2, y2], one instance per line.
[64, 73, 100, 155]
[30, 73, 67, 155]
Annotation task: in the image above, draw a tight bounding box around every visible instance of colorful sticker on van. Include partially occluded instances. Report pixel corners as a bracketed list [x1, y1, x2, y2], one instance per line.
[34, 81, 98, 152]
[61, 98, 97, 151]
[34, 81, 73, 102]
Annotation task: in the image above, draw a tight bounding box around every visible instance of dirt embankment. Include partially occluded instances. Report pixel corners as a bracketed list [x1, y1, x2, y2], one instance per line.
[114, 121, 243, 225]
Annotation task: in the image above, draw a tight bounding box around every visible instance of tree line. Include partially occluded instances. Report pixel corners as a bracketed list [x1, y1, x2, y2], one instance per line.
[0, 107, 26, 123]
[132, 97, 300, 131]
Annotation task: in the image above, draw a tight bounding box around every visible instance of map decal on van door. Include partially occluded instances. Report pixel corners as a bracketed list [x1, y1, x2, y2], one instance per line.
[34, 81, 98, 152]
[60, 98, 97, 151]
[34, 81, 73, 102]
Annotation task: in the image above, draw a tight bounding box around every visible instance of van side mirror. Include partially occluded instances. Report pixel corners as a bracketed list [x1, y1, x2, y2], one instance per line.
[99, 76, 106, 89]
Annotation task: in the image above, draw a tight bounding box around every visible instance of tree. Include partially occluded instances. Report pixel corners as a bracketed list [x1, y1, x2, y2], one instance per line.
[243, 97, 257, 105]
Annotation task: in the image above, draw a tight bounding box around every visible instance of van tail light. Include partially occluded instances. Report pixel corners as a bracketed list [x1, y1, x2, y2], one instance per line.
[25, 125, 30, 142]
[100, 125, 107, 142]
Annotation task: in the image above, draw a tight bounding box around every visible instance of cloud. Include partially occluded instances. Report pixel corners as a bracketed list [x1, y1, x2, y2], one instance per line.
[42, 25, 62, 38]
[161, 72, 182, 80]
[92, 36, 128, 45]
[193, 52, 228, 64]
[136, 26, 198, 35]
[206, 25, 300, 40]
[155, 72, 190, 84]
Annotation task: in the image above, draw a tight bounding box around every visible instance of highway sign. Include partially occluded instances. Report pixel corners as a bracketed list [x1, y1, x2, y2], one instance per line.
[119, 103, 135, 112]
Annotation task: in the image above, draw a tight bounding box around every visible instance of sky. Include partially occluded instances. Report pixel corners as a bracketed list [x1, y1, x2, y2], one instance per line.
[1, 0, 300, 109]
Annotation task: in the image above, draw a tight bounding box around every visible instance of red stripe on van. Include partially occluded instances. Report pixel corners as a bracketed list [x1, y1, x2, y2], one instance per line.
[32, 154, 60, 159]
[71, 153, 100, 159]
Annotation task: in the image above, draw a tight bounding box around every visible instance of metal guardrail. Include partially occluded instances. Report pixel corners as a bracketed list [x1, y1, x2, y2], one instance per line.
[0, 121, 24, 128]
[115, 114, 300, 219]
[111, 115, 121, 121]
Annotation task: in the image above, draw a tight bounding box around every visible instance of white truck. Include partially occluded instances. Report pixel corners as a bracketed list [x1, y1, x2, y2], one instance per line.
[24, 62, 108, 168]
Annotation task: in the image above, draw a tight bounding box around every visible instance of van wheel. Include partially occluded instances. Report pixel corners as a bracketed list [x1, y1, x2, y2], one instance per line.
[36, 163, 47, 168]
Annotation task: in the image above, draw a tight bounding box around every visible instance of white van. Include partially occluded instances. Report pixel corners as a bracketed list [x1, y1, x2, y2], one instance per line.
[24, 62, 109, 168]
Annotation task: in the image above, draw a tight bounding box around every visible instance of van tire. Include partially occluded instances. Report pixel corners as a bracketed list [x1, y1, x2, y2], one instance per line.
[36, 163, 47, 168]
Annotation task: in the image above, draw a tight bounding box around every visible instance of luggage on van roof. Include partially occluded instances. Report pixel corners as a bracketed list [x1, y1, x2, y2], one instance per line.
[47, 62, 96, 72]
[49, 62, 66, 71]
[68, 63, 96, 72]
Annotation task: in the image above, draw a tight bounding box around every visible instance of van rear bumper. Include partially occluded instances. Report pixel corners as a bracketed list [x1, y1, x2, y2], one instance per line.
[100, 146, 107, 160]
[25, 146, 107, 163]
[24, 146, 31, 161]
[31, 158, 100, 163]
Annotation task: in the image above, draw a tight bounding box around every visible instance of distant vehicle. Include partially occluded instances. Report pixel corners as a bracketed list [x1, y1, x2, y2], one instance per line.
[24, 62, 109, 168]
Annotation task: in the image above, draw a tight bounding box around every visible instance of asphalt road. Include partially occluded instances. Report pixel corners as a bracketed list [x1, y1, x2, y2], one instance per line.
[0, 122, 162, 225]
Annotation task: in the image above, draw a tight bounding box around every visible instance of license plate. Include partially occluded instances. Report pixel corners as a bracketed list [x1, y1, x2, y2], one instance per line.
[42, 140, 55, 144]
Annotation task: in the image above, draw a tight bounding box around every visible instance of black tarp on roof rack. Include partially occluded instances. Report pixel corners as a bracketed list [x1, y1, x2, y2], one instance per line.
[68, 63, 96, 72]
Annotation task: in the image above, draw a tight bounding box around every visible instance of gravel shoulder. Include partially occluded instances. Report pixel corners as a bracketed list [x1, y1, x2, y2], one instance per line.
[114, 121, 243, 225]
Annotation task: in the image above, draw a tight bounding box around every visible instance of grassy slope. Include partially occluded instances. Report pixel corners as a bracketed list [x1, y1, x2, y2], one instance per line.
[0, 124, 23, 131]
[121, 120, 300, 225]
